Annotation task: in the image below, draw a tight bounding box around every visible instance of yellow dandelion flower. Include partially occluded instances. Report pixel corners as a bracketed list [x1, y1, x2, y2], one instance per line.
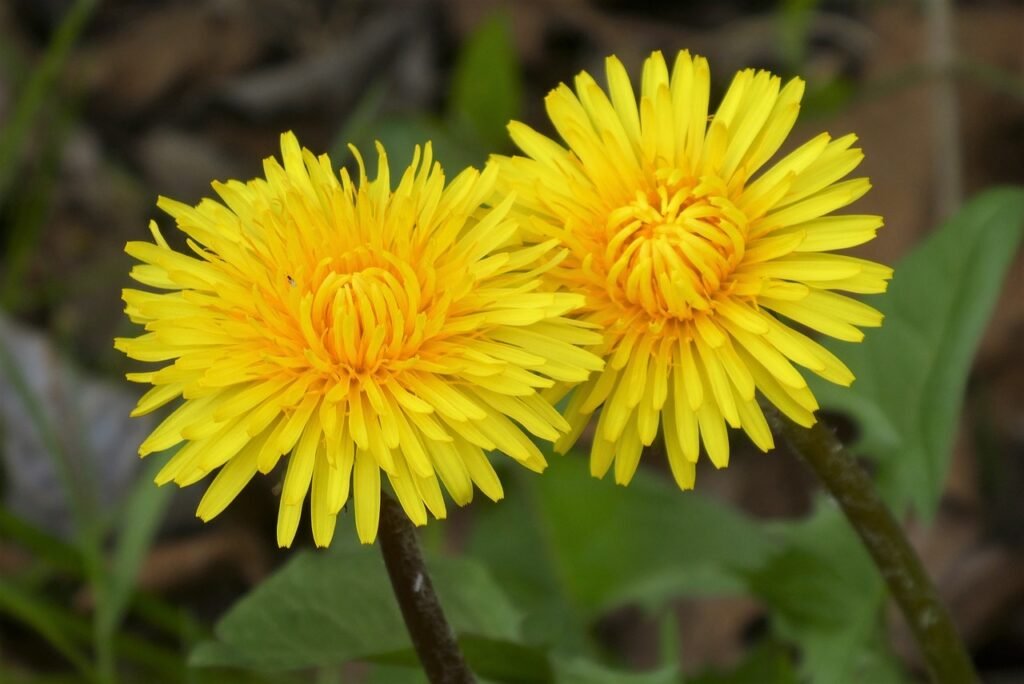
[116, 132, 603, 547]
[494, 50, 892, 489]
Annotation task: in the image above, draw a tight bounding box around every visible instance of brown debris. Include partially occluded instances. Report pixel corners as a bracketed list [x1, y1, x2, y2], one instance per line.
[74, 3, 268, 119]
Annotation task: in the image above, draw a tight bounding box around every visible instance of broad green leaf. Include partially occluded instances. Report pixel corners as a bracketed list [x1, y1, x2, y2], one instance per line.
[449, 13, 522, 149]
[365, 665, 429, 684]
[553, 657, 679, 684]
[189, 548, 528, 675]
[365, 657, 677, 684]
[368, 634, 553, 683]
[688, 641, 797, 684]
[811, 187, 1024, 516]
[532, 455, 776, 611]
[459, 635, 554, 682]
[467, 455, 777, 659]
[745, 505, 909, 683]
[466, 477, 584, 653]
[366, 663, 552, 684]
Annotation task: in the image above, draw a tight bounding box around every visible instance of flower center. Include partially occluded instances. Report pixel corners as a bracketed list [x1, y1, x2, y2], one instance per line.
[282, 247, 448, 379]
[601, 173, 747, 321]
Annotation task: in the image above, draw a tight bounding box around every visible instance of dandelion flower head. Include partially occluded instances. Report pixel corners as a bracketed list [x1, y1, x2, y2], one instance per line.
[116, 133, 603, 546]
[495, 50, 892, 489]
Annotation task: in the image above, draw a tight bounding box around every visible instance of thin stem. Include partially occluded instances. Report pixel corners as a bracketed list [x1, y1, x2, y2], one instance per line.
[764, 406, 978, 684]
[926, 0, 963, 219]
[377, 492, 475, 684]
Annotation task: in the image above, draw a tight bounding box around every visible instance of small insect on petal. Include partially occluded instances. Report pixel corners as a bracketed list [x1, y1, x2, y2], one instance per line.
[119, 132, 603, 546]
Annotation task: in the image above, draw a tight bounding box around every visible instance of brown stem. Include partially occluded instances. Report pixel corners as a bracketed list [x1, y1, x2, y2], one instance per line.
[765, 406, 978, 684]
[377, 491, 475, 684]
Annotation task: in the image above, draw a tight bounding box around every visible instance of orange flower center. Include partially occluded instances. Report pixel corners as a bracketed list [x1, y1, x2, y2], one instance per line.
[275, 246, 451, 379]
[598, 172, 748, 322]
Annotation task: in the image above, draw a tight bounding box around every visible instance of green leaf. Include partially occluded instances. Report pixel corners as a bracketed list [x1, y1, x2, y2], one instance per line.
[465, 481, 582, 652]
[535, 455, 776, 611]
[449, 13, 522, 150]
[745, 505, 909, 683]
[779, 0, 819, 69]
[368, 635, 553, 683]
[95, 455, 175, 646]
[688, 641, 797, 684]
[365, 664, 429, 684]
[553, 657, 679, 684]
[460, 636, 554, 682]
[467, 455, 777, 661]
[811, 187, 1024, 516]
[189, 548, 531, 676]
[367, 659, 543, 684]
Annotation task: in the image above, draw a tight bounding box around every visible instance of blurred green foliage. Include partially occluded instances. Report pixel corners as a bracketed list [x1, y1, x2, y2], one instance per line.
[189, 551, 531, 676]
[187, 456, 917, 683]
[746, 507, 906, 683]
[450, 12, 522, 152]
[0, 0, 95, 314]
[812, 188, 1024, 517]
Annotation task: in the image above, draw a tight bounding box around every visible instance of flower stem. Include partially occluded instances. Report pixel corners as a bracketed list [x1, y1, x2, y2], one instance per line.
[377, 492, 475, 684]
[764, 406, 978, 684]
